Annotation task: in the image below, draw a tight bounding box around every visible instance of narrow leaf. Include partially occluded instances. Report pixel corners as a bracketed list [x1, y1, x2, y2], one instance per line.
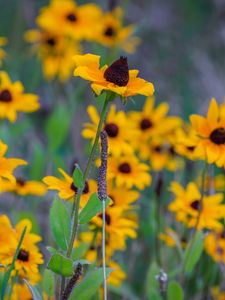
[73, 164, 84, 189]
[42, 269, 55, 296]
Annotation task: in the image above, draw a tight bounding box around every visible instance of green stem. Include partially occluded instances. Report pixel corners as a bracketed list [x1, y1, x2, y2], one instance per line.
[66, 93, 113, 259]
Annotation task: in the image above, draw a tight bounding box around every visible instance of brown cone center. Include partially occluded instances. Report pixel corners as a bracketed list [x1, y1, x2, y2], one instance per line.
[104, 123, 119, 137]
[66, 13, 77, 22]
[104, 26, 115, 37]
[190, 200, 201, 211]
[140, 118, 153, 130]
[0, 89, 12, 102]
[210, 127, 225, 145]
[118, 162, 131, 173]
[17, 249, 29, 262]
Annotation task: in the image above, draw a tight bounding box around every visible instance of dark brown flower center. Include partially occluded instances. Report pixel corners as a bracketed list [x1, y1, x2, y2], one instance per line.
[0, 89, 12, 102]
[70, 182, 78, 193]
[221, 230, 225, 239]
[190, 200, 201, 211]
[46, 37, 56, 47]
[169, 146, 176, 156]
[99, 213, 111, 225]
[104, 123, 119, 137]
[187, 146, 195, 152]
[82, 181, 89, 194]
[118, 162, 131, 173]
[104, 26, 115, 37]
[66, 13, 77, 22]
[140, 118, 153, 130]
[104, 56, 129, 87]
[16, 178, 26, 186]
[17, 249, 29, 262]
[210, 127, 225, 145]
[154, 146, 162, 153]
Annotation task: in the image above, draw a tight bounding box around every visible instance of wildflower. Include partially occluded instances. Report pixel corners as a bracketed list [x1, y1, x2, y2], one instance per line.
[0, 177, 46, 196]
[211, 286, 225, 300]
[159, 227, 187, 249]
[43, 168, 97, 207]
[169, 181, 225, 230]
[107, 154, 151, 190]
[0, 216, 43, 281]
[94, 7, 140, 53]
[82, 104, 137, 156]
[73, 54, 154, 98]
[106, 261, 126, 287]
[6, 283, 32, 300]
[25, 29, 81, 81]
[204, 229, 225, 263]
[0, 37, 7, 66]
[0, 71, 40, 122]
[0, 141, 27, 182]
[190, 98, 225, 167]
[36, 0, 102, 41]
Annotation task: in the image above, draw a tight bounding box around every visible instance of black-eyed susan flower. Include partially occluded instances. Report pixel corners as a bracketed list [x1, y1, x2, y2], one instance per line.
[25, 29, 81, 81]
[211, 286, 225, 300]
[190, 98, 225, 167]
[169, 181, 225, 230]
[82, 104, 137, 156]
[94, 7, 140, 53]
[0, 141, 27, 182]
[106, 260, 126, 287]
[0, 177, 47, 196]
[6, 283, 32, 300]
[0, 216, 43, 281]
[107, 154, 151, 190]
[159, 227, 187, 249]
[73, 54, 154, 98]
[0, 71, 40, 122]
[36, 0, 102, 41]
[0, 37, 7, 66]
[204, 229, 225, 264]
[43, 168, 97, 207]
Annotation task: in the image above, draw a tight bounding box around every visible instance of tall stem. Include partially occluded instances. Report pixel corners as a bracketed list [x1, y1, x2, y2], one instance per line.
[102, 200, 107, 300]
[66, 93, 112, 259]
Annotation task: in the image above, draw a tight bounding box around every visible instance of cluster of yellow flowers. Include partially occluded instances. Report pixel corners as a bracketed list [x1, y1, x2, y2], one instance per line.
[25, 0, 139, 81]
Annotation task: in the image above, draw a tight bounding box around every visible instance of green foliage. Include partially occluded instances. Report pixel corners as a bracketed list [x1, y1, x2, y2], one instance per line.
[73, 164, 84, 189]
[47, 253, 73, 277]
[24, 279, 43, 300]
[69, 267, 112, 300]
[167, 281, 184, 300]
[184, 231, 204, 273]
[49, 198, 71, 251]
[145, 262, 162, 300]
[79, 193, 110, 224]
[42, 269, 55, 296]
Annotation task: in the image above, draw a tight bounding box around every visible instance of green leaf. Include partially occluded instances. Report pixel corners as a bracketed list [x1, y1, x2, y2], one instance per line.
[69, 267, 112, 300]
[79, 193, 110, 224]
[42, 269, 55, 296]
[145, 262, 162, 300]
[46, 246, 58, 255]
[73, 164, 84, 189]
[72, 243, 90, 261]
[1, 226, 27, 299]
[167, 281, 184, 300]
[46, 104, 71, 151]
[49, 198, 71, 250]
[23, 279, 43, 300]
[47, 253, 73, 277]
[184, 231, 204, 273]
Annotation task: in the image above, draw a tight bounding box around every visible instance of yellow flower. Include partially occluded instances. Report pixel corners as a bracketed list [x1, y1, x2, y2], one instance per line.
[108, 154, 151, 190]
[0, 216, 43, 282]
[94, 7, 140, 53]
[0, 140, 27, 182]
[203, 174, 225, 193]
[0, 177, 46, 196]
[0, 37, 7, 66]
[211, 287, 225, 300]
[169, 181, 225, 230]
[159, 227, 187, 249]
[6, 283, 32, 300]
[82, 104, 138, 156]
[36, 0, 102, 41]
[0, 71, 40, 122]
[107, 261, 126, 287]
[73, 54, 154, 98]
[43, 168, 97, 207]
[204, 230, 225, 264]
[190, 98, 225, 167]
[25, 29, 81, 81]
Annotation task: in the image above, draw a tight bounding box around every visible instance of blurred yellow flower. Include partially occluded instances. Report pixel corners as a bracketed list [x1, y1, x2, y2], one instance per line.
[205, 229, 225, 264]
[0, 140, 27, 183]
[211, 287, 225, 300]
[6, 283, 32, 300]
[0, 71, 40, 122]
[74, 54, 154, 98]
[82, 104, 137, 156]
[36, 0, 102, 41]
[190, 98, 225, 167]
[43, 168, 97, 207]
[0, 177, 46, 196]
[107, 260, 126, 287]
[25, 29, 81, 81]
[160, 227, 187, 249]
[0, 37, 7, 66]
[94, 7, 140, 53]
[169, 181, 225, 230]
[108, 154, 151, 190]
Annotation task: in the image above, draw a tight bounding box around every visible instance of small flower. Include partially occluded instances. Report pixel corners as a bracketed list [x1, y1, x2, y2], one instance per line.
[7, 283, 32, 300]
[169, 181, 225, 230]
[0, 140, 27, 183]
[204, 229, 225, 264]
[107, 154, 151, 190]
[106, 260, 126, 287]
[73, 54, 154, 98]
[190, 98, 225, 167]
[43, 168, 97, 207]
[0, 71, 40, 122]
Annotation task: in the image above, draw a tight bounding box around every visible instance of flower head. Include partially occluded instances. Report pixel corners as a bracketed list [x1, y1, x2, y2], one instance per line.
[0, 72, 40, 122]
[73, 54, 154, 98]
